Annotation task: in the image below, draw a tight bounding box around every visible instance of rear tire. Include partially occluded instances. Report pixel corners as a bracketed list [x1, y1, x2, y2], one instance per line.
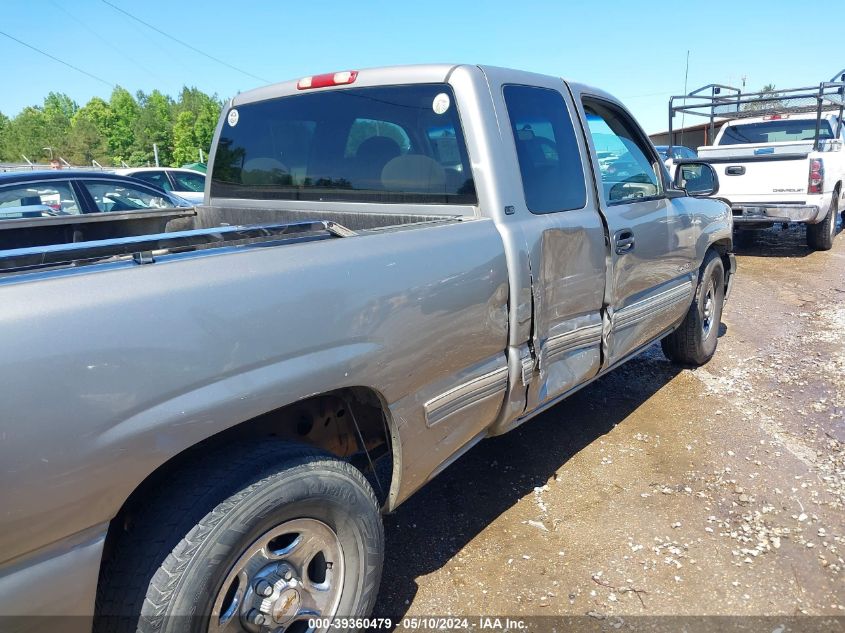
[95, 442, 383, 633]
[661, 251, 725, 366]
[807, 191, 838, 251]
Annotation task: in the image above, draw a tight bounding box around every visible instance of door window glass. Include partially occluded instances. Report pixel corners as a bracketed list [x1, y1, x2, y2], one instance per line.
[0, 181, 81, 219]
[170, 171, 206, 192]
[503, 85, 587, 213]
[583, 99, 661, 204]
[82, 181, 177, 212]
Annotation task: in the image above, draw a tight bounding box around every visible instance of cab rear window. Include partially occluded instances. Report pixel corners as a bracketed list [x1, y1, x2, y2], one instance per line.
[211, 84, 476, 204]
[719, 119, 834, 145]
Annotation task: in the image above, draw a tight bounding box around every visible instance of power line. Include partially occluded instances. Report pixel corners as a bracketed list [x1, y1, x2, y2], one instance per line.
[47, 0, 165, 84]
[0, 29, 114, 87]
[100, 0, 269, 84]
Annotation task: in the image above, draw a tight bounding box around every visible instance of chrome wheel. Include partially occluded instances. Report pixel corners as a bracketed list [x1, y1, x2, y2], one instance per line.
[210, 518, 345, 633]
[701, 280, 716, 339]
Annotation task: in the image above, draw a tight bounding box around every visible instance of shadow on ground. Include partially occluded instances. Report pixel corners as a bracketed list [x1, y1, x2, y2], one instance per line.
[732, 214, 842, 258]
[373, 345, 684, 618]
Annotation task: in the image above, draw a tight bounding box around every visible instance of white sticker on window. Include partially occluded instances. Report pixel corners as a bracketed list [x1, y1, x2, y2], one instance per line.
[432, 93, 450, 115]
[227, 108, 239, 127]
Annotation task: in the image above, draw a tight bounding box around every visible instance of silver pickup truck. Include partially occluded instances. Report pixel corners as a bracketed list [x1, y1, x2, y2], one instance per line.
[0, 64, 735, 632]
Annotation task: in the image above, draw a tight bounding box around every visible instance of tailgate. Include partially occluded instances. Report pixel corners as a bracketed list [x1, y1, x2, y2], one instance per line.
[696, 152, 810, 203]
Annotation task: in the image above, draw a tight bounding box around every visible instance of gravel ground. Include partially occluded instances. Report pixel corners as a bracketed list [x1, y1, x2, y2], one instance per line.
[373, 219, 845, 622]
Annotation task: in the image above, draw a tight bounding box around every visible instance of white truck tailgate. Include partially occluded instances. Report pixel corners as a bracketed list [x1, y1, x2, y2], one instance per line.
[699, 151, 809, 203]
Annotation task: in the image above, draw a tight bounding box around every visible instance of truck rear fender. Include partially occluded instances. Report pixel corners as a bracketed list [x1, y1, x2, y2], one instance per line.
[99, 382, 399, 574]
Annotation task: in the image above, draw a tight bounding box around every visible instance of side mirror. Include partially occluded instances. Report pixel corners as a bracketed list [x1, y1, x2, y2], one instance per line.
[673, 161, 719, 197]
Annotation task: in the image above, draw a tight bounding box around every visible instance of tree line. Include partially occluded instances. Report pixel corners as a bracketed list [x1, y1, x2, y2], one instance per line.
[0, 87, 223, 168]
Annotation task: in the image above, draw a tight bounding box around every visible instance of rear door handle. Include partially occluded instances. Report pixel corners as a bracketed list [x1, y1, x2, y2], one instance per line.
[614, 229, 635, 255]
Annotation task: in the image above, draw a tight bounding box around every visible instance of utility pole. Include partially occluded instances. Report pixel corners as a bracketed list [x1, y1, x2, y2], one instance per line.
[153, 143, 160, 167]
[679, 50, 690, 149]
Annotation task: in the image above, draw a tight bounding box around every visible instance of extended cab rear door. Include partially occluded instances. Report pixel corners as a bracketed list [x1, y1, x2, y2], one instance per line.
[480, 67, 608, 414]
[569, 87, 698, 367]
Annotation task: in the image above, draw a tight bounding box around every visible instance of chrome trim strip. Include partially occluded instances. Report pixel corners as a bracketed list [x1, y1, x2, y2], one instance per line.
[520, 348, 535, 386]
[615, 281, 692, 330]
[424, 365, 509, 427]
[542, 322, 603, 366]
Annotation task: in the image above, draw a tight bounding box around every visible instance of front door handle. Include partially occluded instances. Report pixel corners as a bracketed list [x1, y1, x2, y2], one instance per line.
[614, 229, 635, 255]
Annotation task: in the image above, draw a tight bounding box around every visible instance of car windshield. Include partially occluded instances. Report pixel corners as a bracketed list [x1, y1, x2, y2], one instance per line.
[211, 83, 476, 204]
[719, 119, 834, 145]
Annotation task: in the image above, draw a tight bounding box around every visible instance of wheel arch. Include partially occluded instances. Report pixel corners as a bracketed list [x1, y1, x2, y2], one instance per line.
[706, 238, 733, 295]
[96, 385, 398, 593]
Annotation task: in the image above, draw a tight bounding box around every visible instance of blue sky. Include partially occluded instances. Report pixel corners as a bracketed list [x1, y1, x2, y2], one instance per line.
[1, 0, 842, 134]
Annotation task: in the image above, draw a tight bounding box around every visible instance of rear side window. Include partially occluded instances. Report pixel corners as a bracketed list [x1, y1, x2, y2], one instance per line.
[82, 181, 177, 212]
[130, 171, 172, 192]
[211, 84, 476, 204]
[170, 171, 205, 192]
[503, 85, 586, 214]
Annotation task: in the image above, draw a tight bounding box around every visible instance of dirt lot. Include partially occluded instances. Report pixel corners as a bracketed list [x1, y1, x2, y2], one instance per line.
[374, 220, 845, 622]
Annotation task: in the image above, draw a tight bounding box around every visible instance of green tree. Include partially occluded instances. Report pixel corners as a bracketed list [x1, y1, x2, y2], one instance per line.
[0, 111, 10, 161]
[42, 92, 78, 159]
[131, 89, 173, 166]
[1, 86, 222, 167]
[192, 98, 221, 159]
[172, 110, 198, 166]
[108, 86, 140, 164]
[67, 102, 110, 165]
[174, 87, 222, 164]
[742, 83, 783, 112]
[77, 97, 113, 137]
[5, 106, 48, 162]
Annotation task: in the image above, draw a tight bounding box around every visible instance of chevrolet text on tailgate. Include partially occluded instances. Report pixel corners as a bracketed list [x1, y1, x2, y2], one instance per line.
[668, 70, 845, 251]
[0, 65, 735, 632]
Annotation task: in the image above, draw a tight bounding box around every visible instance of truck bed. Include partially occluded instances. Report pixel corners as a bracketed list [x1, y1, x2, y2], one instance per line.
[0, 205, 462, 276]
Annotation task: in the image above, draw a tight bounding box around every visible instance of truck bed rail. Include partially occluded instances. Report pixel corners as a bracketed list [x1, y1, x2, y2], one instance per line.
[0, 220, 356, 274]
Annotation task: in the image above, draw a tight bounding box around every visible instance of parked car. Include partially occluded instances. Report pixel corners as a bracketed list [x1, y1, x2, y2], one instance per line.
[656, 145, 698, 161]
[694, 111, 844, 250]
[0, 64, 735, 632]
[0, 170, 191, 218]
[114, 167, 207, 204]
[655, 144, 697, 175]
[0, 171, 194, 249]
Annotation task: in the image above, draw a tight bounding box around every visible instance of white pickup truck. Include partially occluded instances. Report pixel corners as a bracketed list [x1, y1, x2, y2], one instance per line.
[696, 111, 844, 250]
